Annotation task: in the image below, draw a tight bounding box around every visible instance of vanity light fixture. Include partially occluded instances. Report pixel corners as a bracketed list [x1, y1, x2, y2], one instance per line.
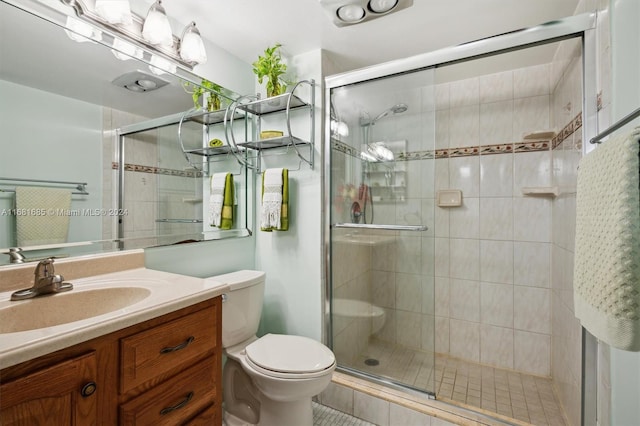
[319, 0, 413, 27]
[141, 0, 173, 47]
[111, 38, 143, 61]
[179, 22, 207, 64]
[64, 16, 102, 43]
[60, 0, 207, 69]
[149, 54, 177, 75]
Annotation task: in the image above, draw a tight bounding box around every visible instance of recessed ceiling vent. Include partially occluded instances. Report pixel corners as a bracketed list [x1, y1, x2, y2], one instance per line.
[112, 70, 169, 93]
[319, 0, 413, 27]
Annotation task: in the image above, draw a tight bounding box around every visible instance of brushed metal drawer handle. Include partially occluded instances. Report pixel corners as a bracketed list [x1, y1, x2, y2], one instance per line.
[160, 336, 195, 354]
[159, 391, 194, 415]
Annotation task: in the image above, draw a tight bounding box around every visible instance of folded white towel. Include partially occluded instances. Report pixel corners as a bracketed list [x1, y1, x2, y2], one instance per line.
[16, 187, 72, 246]
[574, 128, 640, 351]
[261, 168, 283, 229]
[208, 173, 227, 227]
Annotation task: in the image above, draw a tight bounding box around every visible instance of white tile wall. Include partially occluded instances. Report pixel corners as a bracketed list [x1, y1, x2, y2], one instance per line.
[430, 61, 559, 378]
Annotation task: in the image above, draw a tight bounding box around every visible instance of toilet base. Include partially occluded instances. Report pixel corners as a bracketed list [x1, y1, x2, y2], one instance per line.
[224, 410, 254, 426]
[257, 396, 313, 426]
[223, 398, 313, 426]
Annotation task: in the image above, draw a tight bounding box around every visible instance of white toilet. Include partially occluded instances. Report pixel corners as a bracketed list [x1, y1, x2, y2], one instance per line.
[207, 270, 336, 426]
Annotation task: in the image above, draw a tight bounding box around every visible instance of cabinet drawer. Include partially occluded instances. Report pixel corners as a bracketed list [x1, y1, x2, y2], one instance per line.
[119, 356, 216, 425]
[120, 305, 217, 393]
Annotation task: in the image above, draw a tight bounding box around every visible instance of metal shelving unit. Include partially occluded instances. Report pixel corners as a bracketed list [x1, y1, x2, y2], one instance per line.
[228, 80, 316, 171]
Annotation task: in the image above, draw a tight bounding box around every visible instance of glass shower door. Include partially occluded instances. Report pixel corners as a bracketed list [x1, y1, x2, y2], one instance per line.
[329, 68, 436, 394]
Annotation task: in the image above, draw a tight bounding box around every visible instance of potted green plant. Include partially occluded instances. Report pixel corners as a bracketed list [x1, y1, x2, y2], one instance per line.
[183, 79, 223, 111]
[252, 43, 288, 97]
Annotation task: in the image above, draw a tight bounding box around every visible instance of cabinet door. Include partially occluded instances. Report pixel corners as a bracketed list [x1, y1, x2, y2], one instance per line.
[0, 351, 98, 425]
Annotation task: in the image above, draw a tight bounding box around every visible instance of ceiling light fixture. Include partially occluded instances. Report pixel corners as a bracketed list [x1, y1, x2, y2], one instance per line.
[337, 4, 365, 23]
[368, 0, 398, 13]
[319, 0, 412, 27]
[112, 70, 170, 93]
[60, 0, 207, 69]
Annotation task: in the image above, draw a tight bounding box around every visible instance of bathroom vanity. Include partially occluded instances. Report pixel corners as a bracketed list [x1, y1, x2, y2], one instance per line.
[0, 254, 228, 425]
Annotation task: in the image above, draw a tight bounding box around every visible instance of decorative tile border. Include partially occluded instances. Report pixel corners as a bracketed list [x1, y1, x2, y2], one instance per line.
[331, 112, 582, 161]
[551, 113, 582, 150]
[111, 162, 203, 178]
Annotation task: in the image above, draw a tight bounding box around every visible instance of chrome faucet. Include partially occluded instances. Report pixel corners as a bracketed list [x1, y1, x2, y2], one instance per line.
[10, 258, 73, 301]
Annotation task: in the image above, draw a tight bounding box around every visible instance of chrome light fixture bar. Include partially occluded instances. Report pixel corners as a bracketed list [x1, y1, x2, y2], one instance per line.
[60, 0, 206, 69]
[319, 0, 413, 27]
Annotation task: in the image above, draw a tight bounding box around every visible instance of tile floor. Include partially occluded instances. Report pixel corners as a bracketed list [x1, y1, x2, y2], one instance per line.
[313, 401, 376, 426]
[351, 339, 567, 426]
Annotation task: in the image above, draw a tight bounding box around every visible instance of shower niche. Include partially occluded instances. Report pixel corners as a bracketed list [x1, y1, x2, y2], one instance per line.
[361, 139, 407, 202]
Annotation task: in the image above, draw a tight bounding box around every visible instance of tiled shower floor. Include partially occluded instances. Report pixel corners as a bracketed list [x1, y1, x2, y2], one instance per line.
[353, 339, 567, 426]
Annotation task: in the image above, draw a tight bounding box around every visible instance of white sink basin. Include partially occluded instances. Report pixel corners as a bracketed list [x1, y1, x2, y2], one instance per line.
[0, 287, 151, 333]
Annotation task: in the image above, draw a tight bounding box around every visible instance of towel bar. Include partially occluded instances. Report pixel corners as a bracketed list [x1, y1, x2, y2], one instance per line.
[334, 223, 428, 231]
[590, 106, 640, 144]
[0, 177, 89, 195]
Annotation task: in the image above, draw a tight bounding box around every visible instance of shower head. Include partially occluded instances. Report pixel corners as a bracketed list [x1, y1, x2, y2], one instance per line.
[370, 103, 408, 124]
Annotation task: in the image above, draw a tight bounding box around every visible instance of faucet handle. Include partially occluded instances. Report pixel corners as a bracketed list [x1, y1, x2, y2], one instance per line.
[34, 258, 55, 279]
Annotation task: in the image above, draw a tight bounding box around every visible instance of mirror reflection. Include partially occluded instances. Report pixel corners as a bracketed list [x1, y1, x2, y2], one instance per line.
[0, 1, 246, 266]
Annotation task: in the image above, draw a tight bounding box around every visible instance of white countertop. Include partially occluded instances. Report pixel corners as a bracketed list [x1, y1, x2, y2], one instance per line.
[0, 268, 229, 369]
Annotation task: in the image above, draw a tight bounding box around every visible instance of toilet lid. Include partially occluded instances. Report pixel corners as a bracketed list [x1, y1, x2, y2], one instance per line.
[245, 334, 335, 374]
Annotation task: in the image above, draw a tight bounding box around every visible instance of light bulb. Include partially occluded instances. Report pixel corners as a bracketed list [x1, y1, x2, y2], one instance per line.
[142, 0, 173, 47]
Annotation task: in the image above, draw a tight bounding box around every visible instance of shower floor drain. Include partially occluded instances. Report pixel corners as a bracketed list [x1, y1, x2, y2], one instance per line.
[364, 358, 379, 366]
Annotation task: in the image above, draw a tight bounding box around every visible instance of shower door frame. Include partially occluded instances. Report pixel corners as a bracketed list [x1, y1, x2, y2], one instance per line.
[323, 10, 598, 422]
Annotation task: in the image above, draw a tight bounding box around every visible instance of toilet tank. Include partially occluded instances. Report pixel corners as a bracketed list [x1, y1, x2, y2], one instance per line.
[206, 270, 266, 348]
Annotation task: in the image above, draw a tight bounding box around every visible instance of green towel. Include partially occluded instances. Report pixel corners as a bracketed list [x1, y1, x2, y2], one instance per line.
[261, 168, 288, 232]
[220, 173, 234, 230]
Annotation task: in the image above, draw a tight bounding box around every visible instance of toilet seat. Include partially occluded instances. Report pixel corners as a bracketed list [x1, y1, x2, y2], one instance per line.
[244, 334, 336, 379]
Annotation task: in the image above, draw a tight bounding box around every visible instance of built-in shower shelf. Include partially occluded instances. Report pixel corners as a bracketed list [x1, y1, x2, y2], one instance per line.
[182, 198, 203, 204]
[521, 186, 559, 197]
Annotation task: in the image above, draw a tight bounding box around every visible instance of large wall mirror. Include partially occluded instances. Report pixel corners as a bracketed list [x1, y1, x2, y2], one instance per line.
[0, 0, 250, 266]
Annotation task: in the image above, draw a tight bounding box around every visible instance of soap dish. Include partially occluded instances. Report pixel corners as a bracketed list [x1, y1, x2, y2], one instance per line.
[437, 190, 463, 207]
[260, 130, 284, 139]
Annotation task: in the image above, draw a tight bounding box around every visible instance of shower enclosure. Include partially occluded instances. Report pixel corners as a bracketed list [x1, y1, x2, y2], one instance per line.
[325, 13, 597, 425]
[328, 68, 437, 394]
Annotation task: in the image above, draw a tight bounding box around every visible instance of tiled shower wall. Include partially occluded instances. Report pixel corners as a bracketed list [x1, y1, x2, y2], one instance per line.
[431, 64, 557, 377]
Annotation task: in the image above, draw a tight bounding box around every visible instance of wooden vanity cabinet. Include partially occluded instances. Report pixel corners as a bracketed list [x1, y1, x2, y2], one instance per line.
[0, 297, 222, 426]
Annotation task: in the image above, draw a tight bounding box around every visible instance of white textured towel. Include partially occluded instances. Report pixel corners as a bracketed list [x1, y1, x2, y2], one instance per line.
[15, 187, 71, 247]
[574, 128, 640, 351]
[261, 168, 283, 229]
[208, 173, 227, 227]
